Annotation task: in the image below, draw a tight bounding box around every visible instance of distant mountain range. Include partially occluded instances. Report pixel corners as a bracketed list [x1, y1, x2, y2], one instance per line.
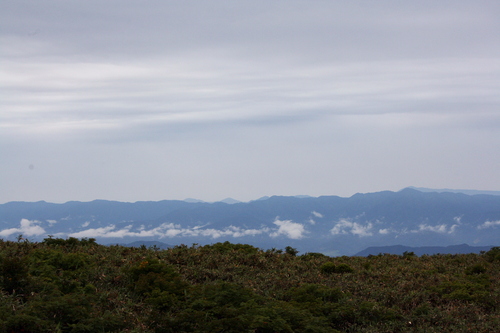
[354, 243, 496, 256]
[1, 187, 499, 256]
[407, 186, 500, 196]
[119, 242, 497, 257]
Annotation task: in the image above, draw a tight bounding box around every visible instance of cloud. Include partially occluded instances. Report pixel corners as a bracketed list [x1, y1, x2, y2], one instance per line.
[379, 228, 390, 235]
[4, 57, 497, 143]
[478, 220, 500, 230]
[68, 223, 180, 238]
[307, 211, 325, 225]
[413, 224, 458, 234]
[0, 219, 46, 237]
[67, 223, 271, 239]
[331, 219, 373, 237]
[311, 211, 323, 218]
[270, 219, 307, 239]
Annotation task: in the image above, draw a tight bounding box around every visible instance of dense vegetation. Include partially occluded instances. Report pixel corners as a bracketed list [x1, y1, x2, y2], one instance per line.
[1, 238, 499, 332]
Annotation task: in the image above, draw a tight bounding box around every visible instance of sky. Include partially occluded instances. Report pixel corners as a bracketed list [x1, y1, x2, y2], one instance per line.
[1, 1, 499, 203]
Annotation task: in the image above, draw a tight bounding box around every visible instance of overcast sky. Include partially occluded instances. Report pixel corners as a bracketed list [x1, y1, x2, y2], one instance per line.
[1, 1, 499, 203]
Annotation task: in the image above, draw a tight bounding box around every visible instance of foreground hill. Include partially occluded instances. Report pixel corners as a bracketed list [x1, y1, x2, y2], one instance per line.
[1, 188, 499, 255]
[1, 238, 499, 332]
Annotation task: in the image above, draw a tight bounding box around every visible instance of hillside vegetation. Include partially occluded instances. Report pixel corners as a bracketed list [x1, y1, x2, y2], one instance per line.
[1, 238, 499, 332]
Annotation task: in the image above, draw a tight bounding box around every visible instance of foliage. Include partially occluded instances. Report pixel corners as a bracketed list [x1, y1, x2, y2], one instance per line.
[0, 238, 499, 332]
[285, 246, 299, 256]
[320, 262, 354, 274]
[484, 246, 500, 262]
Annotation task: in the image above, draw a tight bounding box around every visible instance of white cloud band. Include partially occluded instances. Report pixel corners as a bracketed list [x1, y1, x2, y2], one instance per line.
[0, 219, 46, 237]
[331, 219, 374, 237]
[270, 219, 307, 239]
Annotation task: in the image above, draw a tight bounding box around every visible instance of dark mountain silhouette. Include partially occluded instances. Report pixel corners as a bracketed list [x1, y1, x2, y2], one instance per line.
[354, 244, 496, 256]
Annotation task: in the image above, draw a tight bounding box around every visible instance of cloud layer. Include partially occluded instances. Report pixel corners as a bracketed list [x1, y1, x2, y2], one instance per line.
[270, 219, 307, 240]
[66, 223, 272, 240]
[331, 219, 375, 237]
[330, 218, 464, 237]
[0, 219, 46, 238]
[0, 217, 306, 241]
[478, 220, 500, 229]
[0, 215, 495, 245]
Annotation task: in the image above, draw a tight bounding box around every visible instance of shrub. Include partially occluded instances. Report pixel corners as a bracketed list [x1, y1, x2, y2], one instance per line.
[202, 241, 261, 254]
[285, 284, 344, 303]
[320, 262, 354, 274]
[484, 246, 500, 262]
[42, 237, 97, 248]
[3, 313, 46, 333]
[335, 263, 354, 273]
[285, 246, 299, 256]
[300, 252, 327, 259]
[320, 262, 337, 274]
[126, 257, 189, 297]
[402, 251, 416, 258]
[0, 254, 30, 294]
[465, 264, 487, 275]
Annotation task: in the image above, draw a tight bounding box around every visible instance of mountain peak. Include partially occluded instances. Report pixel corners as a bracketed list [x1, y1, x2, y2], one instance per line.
[219, 198, 241, 204]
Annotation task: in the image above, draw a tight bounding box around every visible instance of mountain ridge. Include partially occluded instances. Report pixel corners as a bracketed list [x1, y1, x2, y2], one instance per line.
[1, 188, 499, 255]
[354, 243, 496, 256]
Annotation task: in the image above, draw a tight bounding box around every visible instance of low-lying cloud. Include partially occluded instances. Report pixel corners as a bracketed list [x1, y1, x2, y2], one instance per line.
[378, 228, 391, 235]
[66, 223, 273, 240]
[62, 218, 307, 240]
[0, 217, 306, 241]
[478, 220, 500, 230]
[270, 219, 307, 239]
[379, 223, 460, 236]
[413, 223, 459, 234]
[46, 219, 58, 225]
[311, 211, 323, 218]
[331, 219, 374, 237]
[0, 219, 46, 237]
[330, 219, 462, 237]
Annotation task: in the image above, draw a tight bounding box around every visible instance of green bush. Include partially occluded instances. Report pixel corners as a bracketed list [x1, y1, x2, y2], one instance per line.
[3, 313, 46, 333]
[320, 262, 354, 274]
[402, 251, 416, 258]
[43, 236, 97, 248]
[320, 262, 337, 274]
[335, 263, 354, 273]
[126, 257, 189, 297]
[202, 241, 261, 254]
[285, 284, 344, 303]
[0, 254, 30, 294]
[301, 252, 327, 259]
[484, 246, 500, 262]
[465, 264, 488, 275]
[285, 246, 299, 256]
